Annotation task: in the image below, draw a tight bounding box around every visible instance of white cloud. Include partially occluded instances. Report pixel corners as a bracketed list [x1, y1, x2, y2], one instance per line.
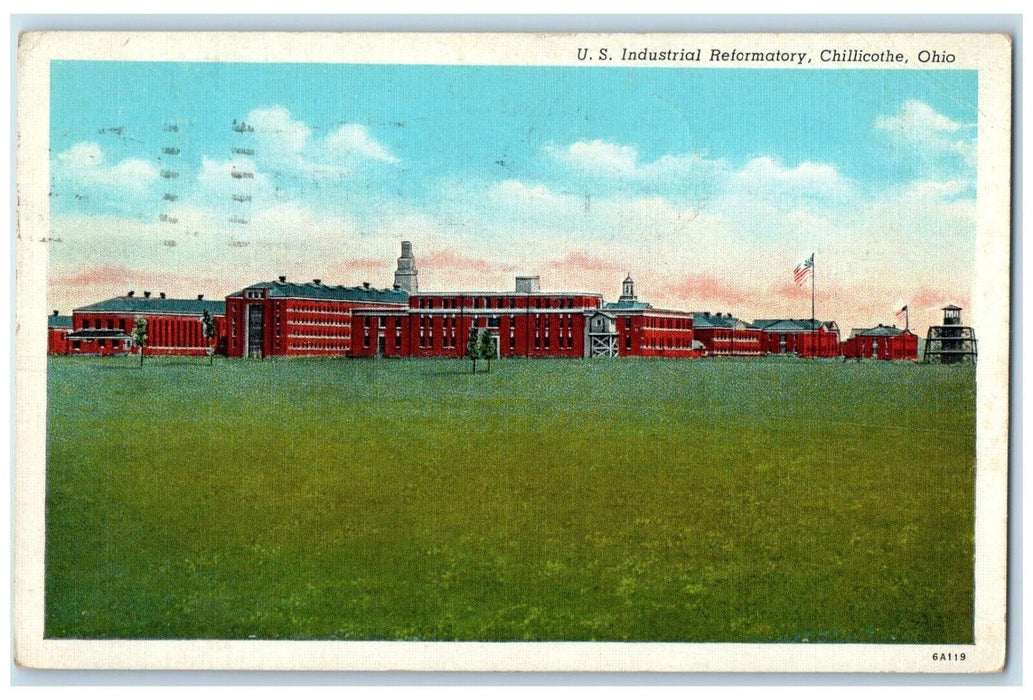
[544, 140, 727, 189]
[875, 100, 975, 167]
[733, 156, 844, 191]
[231, 106, 400, 185]
[248, 106, 311, 158]
[325, 124, 398, 163]
[53, 141, 158, 192]
[875, 99, 964, 140]
[56, 141, 103, 168]
[545, 140, 639, 174]
[491, 179, 567, 206]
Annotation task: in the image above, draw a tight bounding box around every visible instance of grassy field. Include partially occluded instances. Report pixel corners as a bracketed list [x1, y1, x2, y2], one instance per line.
[45, 355, 975, 643]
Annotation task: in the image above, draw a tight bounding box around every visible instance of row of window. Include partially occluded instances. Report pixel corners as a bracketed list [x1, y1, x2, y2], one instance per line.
[413, 296, 583, 310]
[286, 323, 350, 331]
[149, 318, 206, 347]
[640, 316, 694, 330]
[70, 339, 127, 350]
[641, 338, 697, 350]
[290, 332, 350, 340]
[285, 308, 353, 317]
[78, 317, 127, 331]
[287, 342, 351, 351]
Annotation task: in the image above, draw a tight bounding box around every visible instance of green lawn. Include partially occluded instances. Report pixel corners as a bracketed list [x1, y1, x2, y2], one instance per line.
[45, 355, 975, 642]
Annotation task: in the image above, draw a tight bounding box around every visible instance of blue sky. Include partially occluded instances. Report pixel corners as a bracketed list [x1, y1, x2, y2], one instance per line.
[49, 60, 978, 334]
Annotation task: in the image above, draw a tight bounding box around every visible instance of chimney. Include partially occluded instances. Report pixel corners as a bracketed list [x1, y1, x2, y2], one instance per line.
[160, 292, 166, 299]
[313, 279, 321, 285]
[392, 283, 400, 290]
[278, 275, 287, 284]
[52, 310, 59, 316]
[363, 281, 371, 289]
[197, 294, 204, 300]
[515, 276, 541, 294]
[144, 291, 151, 299]
[128, 291, 135, 297]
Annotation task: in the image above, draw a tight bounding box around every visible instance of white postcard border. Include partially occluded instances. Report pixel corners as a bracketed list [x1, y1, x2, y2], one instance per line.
[14, 30, 1013, 673]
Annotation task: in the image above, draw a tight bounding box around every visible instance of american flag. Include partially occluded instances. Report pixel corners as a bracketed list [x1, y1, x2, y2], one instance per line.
[896, 305, 908, 324]
[793, 254, 814, 286]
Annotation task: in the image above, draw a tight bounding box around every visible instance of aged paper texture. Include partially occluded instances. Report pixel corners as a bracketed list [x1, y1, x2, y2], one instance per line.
[15, 31, 1011, 672]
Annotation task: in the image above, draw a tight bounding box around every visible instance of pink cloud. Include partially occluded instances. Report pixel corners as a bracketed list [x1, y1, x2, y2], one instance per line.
[548, 251, 625, 275]
[52, 264, 143, 288]
[666, 274, 750, 306]
[341, 257, 387, 271]
[421, 250, 496, 274]
[771, 282, 834, 303]
[911, 285, 968, 311]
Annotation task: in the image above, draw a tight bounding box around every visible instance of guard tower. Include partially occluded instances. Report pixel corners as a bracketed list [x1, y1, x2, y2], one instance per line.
[394, 240, 418, 293]
[923, 304, 977, 364]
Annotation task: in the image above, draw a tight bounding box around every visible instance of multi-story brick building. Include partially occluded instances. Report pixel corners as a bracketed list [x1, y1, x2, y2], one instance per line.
[60, 291, 226, 356]
[224, 277, 410, 358]
[47, 311, 73, 355]
[585, 276, 702, 358]
[841, 324, 918, 360]
[749, 318, 841, 358]
[51, 242, 869, 364]
[691, 312, 764, 357]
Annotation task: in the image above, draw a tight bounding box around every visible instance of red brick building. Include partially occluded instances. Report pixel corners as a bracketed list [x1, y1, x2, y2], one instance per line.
[47, 311, 73, 355]
[367, 280, 604, 360]
[352, 273, 703, 360]
[224, 277, 410, 358]
[749, 318, 842, 358]
[841, 324, 918, 360]
[580, 276, 701, 358]
[51, 243, 870, 364]
[60, 291, 226, 356]
[691, 312, 764, 356]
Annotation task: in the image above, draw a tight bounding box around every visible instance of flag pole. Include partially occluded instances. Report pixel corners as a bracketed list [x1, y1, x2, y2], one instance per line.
[811, 253, 816, 356]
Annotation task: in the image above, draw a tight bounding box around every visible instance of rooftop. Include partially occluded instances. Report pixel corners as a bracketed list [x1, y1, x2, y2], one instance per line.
[692, 312, 743, 329]
[65, 329, 134, 340]
[750, 318, 837, 332]
[75, 295, 227, 316]
[229, 279, 409, 304]
[603, 300, 653, 311]
[848, 324, 910, 338]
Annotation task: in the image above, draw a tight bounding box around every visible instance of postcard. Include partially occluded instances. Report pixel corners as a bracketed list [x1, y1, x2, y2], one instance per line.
[14, 31, 1012, 672]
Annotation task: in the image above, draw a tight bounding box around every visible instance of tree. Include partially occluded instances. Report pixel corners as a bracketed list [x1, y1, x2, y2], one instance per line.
[201, 310, 216, 365]
[478, 328, 496, 373]
[132, 316, 148, 367]
[466, 326, 481, 374]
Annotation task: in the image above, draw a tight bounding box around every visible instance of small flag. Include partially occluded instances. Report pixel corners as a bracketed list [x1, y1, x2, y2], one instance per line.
[896, 305, 908, 324]
[793, 254, 814, 286]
